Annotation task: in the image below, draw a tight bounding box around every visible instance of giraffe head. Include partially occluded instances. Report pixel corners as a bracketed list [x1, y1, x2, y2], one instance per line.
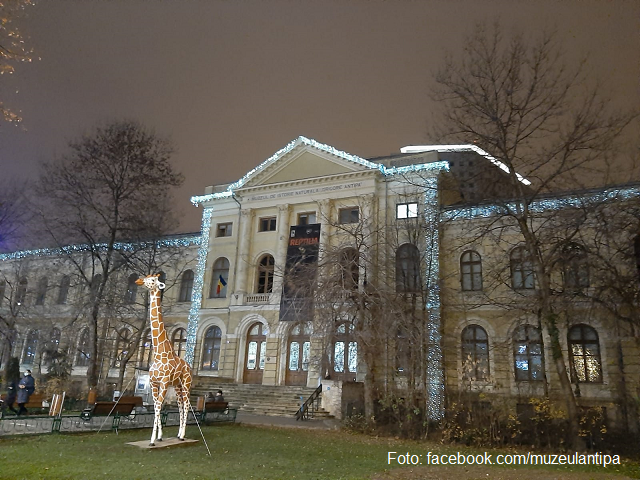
[135, 273, 166, 291]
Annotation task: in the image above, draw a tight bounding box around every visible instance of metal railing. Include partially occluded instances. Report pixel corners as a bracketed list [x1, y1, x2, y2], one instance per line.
[295, 384, 322, 421]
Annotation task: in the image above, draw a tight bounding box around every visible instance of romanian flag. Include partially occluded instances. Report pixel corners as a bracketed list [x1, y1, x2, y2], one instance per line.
[216, 275, 227, 294]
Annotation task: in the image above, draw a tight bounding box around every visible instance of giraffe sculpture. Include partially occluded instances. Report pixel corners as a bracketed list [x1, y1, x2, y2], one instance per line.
[136, 273, 193, 446]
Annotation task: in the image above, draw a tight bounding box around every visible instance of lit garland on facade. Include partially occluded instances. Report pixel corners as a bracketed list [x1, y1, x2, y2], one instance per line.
[422, 176, 444, 421]
[0, 235, 202, 262]
[184, 207, 213, 366]
[442, 185, 640, 221]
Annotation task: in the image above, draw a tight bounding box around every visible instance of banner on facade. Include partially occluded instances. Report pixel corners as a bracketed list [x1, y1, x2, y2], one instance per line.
[279, 224, 321, 322]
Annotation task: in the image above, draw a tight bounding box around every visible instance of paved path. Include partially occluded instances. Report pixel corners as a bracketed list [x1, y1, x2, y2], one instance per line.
[235, 412, 340, 430]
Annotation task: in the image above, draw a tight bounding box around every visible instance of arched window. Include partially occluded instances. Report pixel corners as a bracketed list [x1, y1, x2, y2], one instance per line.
[568, 324, 602, 383]
[513, 325, 544, 381]
[43, 327, 61, 366]
[172, 328, 187, 359]
[461, 325, 489, 380]
[139, 329, 152, 369]
[562, 243, 589, 290]
[510, 247, 535, 290]
[339, 248, 359, 291]
[178, 270, 194, 302]
[76, 329, 91, 367]
[90, 274, 102, 299]
[22, 330, 38, 364]
[461, 250, 483, 291]
[124, 273, 139, 304]
[287, 323, 312, 374]
[15, 277, 27, 307]
[256, 255, 275, 294]
[35, 277, 48, 306]
[0, 280, 5, 306]
[209, 257, 230, 298]
[113, 328, 130, 368]
[396, 244, 420, 293]
[333, 322, 357, 379]
[57, 275, 71, 305]
[201, 326, 222, 370]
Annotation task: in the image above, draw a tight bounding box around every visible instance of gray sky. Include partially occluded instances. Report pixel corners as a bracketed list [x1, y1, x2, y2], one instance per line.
[2, 0, 638, 232]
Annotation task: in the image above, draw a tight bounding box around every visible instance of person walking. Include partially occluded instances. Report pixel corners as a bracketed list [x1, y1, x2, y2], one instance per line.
[2, 379, 18, 415]
[16, 370, 35, 416]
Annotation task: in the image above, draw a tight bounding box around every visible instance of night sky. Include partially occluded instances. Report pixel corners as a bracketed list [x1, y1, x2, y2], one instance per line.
[2, 0, 638, 233]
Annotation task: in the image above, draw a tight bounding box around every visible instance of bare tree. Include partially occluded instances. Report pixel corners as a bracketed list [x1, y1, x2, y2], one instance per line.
[32, 120, 184, 389]
[431, 22, 637, 444]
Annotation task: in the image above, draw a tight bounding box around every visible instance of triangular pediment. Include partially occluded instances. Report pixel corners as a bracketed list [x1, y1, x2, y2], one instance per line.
[238, 137, 381, 189]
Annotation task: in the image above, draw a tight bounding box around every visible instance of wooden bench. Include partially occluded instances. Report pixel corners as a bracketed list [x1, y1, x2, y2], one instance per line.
[80, 401, 137, 421]
[24, 393, 47, 411]
[194, 397, 237, 423]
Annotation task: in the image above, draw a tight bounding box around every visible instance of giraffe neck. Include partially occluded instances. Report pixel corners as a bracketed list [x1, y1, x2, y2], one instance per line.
[149, 289, 173, 355]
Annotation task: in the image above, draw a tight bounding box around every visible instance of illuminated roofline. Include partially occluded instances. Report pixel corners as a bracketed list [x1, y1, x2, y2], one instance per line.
[400, 144, 531, 186]
[191, 136, 449, 206]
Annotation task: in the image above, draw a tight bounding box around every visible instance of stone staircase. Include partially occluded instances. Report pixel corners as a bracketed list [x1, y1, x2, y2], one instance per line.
[191, 380, 332, 418]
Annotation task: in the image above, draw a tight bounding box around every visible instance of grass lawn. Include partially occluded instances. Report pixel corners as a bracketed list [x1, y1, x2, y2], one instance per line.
[0, 424, 638, 480]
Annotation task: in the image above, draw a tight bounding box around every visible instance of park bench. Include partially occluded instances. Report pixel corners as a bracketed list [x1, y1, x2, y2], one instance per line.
[80, 400, 137, 421]
[194, 397, 237, 424]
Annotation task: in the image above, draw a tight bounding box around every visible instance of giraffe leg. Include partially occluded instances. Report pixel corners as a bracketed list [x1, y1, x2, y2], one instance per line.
[176, 387, 186, 440]
[150, 383, 166, 446]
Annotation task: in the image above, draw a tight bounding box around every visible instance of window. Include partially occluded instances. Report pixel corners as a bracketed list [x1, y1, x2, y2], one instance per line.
[396, 244, 420, 293]
[201, 326, 222, 370]
[124, 273, 138, 304]
[216, 222, 232, 237]
[15, 277, 27, 307]
[0, 280, 5, 306]
[339, 248, 359, 290]
[57, 275, 70, 304]
[513, 325, 544, 381]
[569, 324, 602, 383]
[562, 243, 589, 290]
[333, 322, 357, 377]
[172, 328, 187, 359]
[22, 330, 38, 364]
[297, 212, 317, 225]
[396, 202, 418, 219]
[35, 277, 48, 306]
[461, 325, 489, 380]
[259, 217, 277, 232]
[178, 270, 194, 302]
[256, 255, 275, 293]
[76, 329, 91, 367]
[209, 257, 230, 298]
[339, 207, 359, 224]
[461, 250, 483, 291]
[113, 328, 130, 368]
[511, 247, 535, 290]
[139, 329, 152, 369]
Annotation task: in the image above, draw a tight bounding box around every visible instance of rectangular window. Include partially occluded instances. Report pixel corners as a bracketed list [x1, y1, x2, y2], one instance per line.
[259, 217, 277, 232]
[338, 207, 359, 224]
[297, 212, 317, 225]
[396, 202, 418, 219]
[216, 222, 232, 237]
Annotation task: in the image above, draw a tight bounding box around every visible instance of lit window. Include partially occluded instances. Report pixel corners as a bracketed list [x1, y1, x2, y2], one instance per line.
[216, 222, 232, 237]
[209, 257, 230, 298]
[172, 328, 187, 359]
[339, 207, 359, 224]
[396, 202, 418, 219]
[259, 217, 277, 232]
[461, 325, 489, 380]
[569, 324, 602, 383]
[513, 325, 544, 381]
[201, 326, 222, 370]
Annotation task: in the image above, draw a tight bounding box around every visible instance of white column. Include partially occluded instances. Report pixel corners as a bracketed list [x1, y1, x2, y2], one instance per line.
[235, 208, 254, 295]
[273, 204, 291, 296]
[317, 198, 332, 265]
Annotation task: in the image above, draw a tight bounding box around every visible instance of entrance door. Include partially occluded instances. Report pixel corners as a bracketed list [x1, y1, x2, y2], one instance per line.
[243, 323, 266, 384]
[285, 322, 312, 386]
[331, 322, 358, 382]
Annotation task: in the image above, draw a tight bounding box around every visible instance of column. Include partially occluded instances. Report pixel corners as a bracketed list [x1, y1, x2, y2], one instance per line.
[317, 198, 332, 265]
[273, 204, 291, 296]
[235, 208, 254, 295]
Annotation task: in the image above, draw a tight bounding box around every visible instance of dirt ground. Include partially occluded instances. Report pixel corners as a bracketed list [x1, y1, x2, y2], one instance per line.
[372, 465, 636, 479]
